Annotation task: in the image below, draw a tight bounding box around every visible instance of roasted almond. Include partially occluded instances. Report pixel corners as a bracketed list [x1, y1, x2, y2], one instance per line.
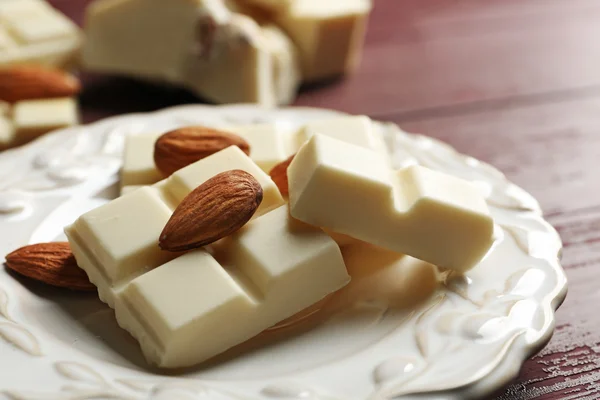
[0, 65, 81, 103]
[5, 242, 95, 291]
[154, 126, 251, 176]
[269, 154, 295, 197]
[159, 169, 263, 252]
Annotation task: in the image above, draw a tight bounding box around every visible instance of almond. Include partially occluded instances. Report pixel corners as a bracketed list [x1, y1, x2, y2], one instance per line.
[269, 154, 295, 197]
[0, 65, 81, 103]
[159, 170, 263, 251]
[154, 126, 251, 176]
[5, 242, 95, 291]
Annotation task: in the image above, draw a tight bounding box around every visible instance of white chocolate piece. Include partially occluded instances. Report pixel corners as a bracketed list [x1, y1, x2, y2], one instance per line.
[244, 0, 293, 12]
[116, 205, 349, 367]
[120, 185, 144, 196]
[0, 114, 14, 150]
[12, 97, 78, 144]
[66, 146, 284, 307]
[229, 123, 296, 172]
[82, 0, 300, 106]
[299, 115, 389, 162]
[0, 0, 81, 68]
[274, 0, 372, 82]
[288, 134, 494, 272]
[121, 133, 164, 188]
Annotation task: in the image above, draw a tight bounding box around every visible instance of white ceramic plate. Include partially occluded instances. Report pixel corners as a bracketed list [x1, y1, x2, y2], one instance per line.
[0, 105, 566, 400]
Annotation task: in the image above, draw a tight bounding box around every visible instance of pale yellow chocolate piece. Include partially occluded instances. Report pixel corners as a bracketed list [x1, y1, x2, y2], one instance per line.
[299, 115, 389, 162]
[82, 0, 300, 106]
[0, 113, 14, 150]
[229, 123, 297, 172]
[66, 146, 284, 307]
[288, 134, 494, 272]
[274, 0, 372, 82]
[12, 97, 78, 145]
[121, 133, 164, 188]
[115, 205, 349, 367]
[120, 185, 144, 196]
[0, 0, 81, 68]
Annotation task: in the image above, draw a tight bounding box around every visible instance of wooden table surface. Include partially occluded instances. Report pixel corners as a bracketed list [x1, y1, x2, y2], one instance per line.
[50, 0, 600, 398]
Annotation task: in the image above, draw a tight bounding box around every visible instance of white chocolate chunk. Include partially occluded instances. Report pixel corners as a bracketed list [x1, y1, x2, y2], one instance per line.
[0, 0, 78, 43]
[0, 0, 82, 68]
[229, 123, 296, 172]
[0, 114, 15, 150]
[120, 185, 144, 196]
[275, 0, 372, 82]
[121, 133, 164, 188]
[288, 134, 494, 272]
[12, 97, 78, 144]
[115, 205, 349, 367]
[66, 147, 284, 307]
[83, 0, 300, 105]
[163, 146, 283, 209]
[300, 115, 389, 162]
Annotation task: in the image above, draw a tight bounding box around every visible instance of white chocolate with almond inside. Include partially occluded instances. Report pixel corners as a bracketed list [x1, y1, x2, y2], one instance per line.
[116, 205, 349, 367]
[0, 0, 82, 68]
[67, 146, 284, 304]
[82, 0, 300, 106]
[288, 134, 494, 272]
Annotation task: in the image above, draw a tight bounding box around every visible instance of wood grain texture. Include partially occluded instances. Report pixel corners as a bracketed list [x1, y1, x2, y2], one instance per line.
[49, 0, 600, 398]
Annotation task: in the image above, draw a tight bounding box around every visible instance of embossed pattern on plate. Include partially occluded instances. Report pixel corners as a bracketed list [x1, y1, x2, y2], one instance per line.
[0, 105, 566, 400]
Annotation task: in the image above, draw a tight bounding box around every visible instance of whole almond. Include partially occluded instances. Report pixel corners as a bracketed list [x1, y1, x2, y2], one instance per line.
[5, 242, 95, 291]
[154, 126, 251, 176]
[159, 170, 263, 251]
[0, 65, 81, 103]
[269, 154, 295, 197]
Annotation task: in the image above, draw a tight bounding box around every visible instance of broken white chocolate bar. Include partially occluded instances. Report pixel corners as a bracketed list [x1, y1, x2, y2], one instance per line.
[121, 133, 165, 189]
[66, 146, 284, 307]
[83, 0, 300, 106]
[288, 134, 494, 272]
[274, 0, 372, 82]
[12, 97, 78, 145]
[66, 149, 349, 367]
[115, 205, 349, 367]
[0, 0, 82, 68]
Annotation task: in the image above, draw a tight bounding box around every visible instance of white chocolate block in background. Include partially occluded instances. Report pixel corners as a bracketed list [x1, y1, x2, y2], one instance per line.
[66, 146, 284, 307]
[116, 205, 349, 367]
[83, 0, 300, 106]
[121, 133, 164, 188]
[274, 0, 372, 82]
[0, 0, 82, 68]
[288, 134, 494, 272]
[12, 97, 78, 145]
